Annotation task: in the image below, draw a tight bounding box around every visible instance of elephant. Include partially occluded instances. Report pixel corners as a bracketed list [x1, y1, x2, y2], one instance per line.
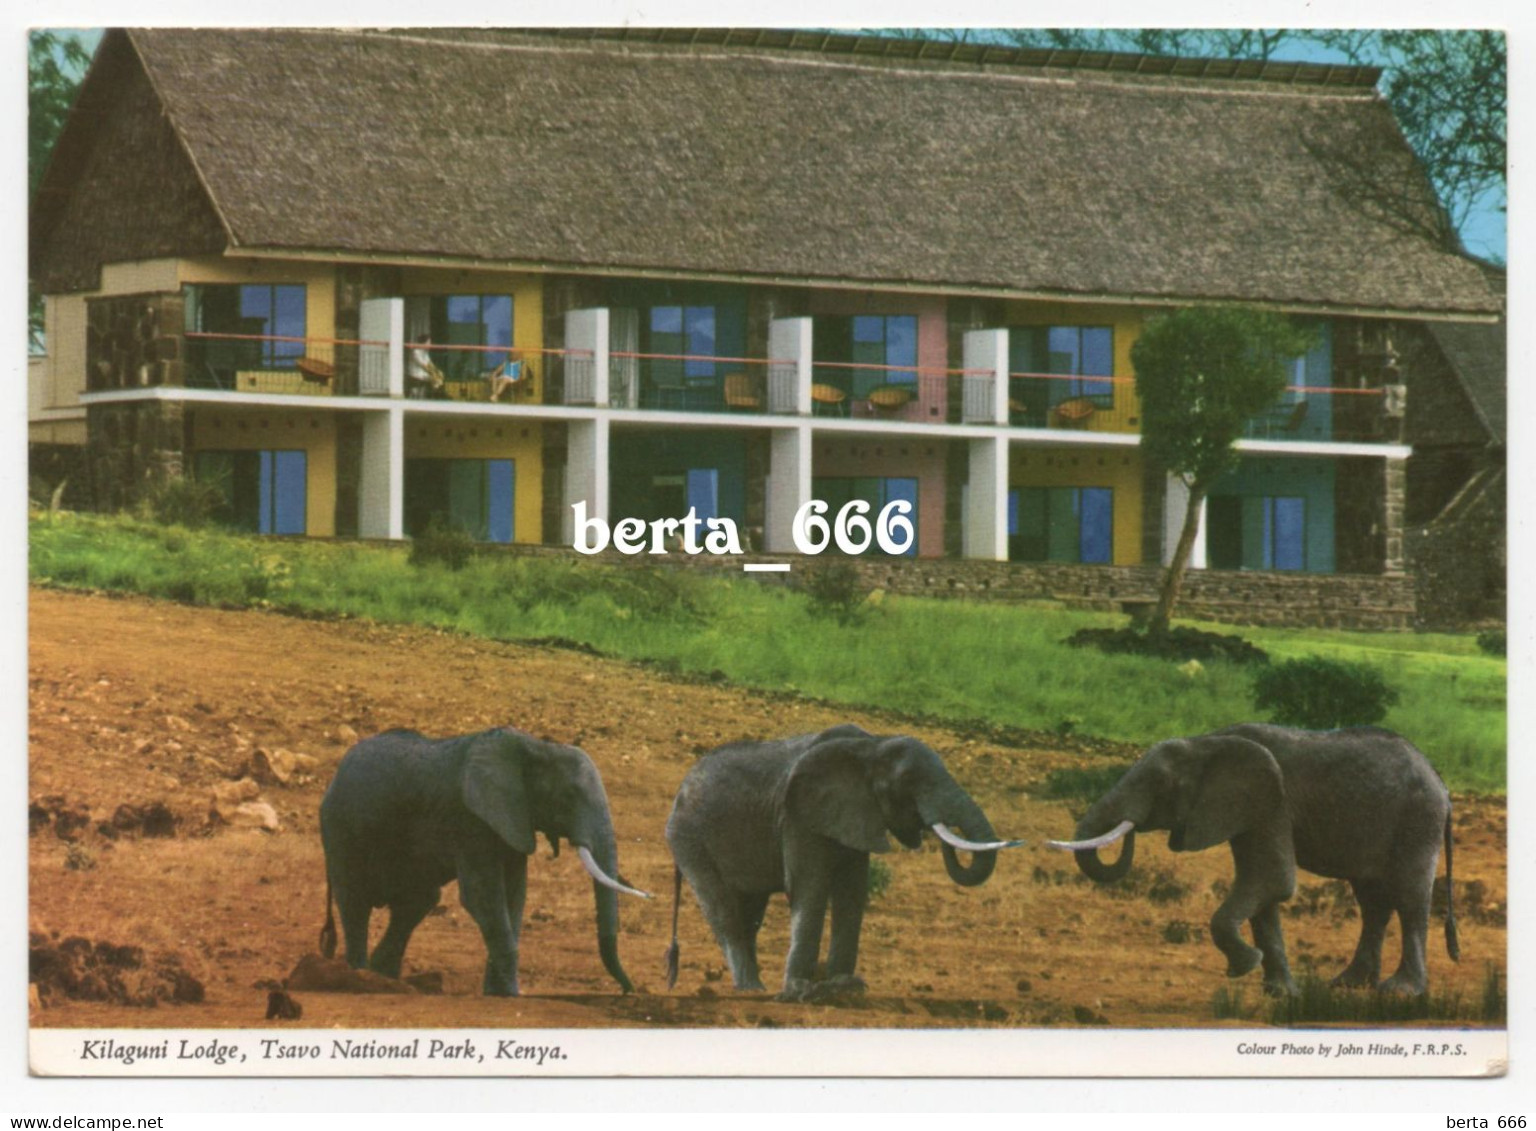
[318, 726, 650, 996]
[1049, 724, 1459, 996]
[664, 724, 1023, 1001]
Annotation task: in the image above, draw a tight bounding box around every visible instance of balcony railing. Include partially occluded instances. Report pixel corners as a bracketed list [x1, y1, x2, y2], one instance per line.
[184, 332, 392, 396]
[404, 341, 555, 403]
[1240, 385, 1392, 443]
[608, 351, 797, 415]
[810, 361, 993, 424]
[1006, 371, 1139, 433]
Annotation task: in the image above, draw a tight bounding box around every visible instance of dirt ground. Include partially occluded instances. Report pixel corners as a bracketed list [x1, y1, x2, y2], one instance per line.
[28, 587, 1507, 1031]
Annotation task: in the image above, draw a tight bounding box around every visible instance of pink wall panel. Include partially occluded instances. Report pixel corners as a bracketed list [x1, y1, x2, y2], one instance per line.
[812, 436, 949, 558]
[808, 291, 950, 424]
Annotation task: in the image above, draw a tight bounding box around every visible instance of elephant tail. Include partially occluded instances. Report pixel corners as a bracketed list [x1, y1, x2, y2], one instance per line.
[318, 879, 338, 959]
[1443, 811, 1460, 963]
[664, 865, 682, 990]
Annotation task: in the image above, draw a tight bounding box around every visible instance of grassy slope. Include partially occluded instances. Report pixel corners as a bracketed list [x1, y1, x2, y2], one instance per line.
[28, 512, 1506, 791]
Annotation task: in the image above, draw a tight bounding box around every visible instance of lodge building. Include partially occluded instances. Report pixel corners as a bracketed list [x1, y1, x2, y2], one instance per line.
[28, 28, 1503, 628]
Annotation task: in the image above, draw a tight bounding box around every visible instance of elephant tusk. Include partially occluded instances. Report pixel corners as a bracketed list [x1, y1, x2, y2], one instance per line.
[577, 846, 652, 899]
[931, 823, 1024, 852]
[1047, 819, 1136, 852]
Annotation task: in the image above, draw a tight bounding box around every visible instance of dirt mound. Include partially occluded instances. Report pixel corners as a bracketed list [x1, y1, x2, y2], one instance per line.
[30, 933, 204, 1008]
[285, 954, 417, 995]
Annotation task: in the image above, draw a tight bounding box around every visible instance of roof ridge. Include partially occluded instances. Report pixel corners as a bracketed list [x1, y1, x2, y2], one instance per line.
[239, 26, 1384, 97]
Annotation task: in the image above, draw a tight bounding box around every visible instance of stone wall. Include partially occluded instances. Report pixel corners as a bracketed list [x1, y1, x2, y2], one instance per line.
[1407, 466, 1505, 631]
[85, 400, 188, 512]
[472, 542, 1417, 631]
[85, 292, 186, 392]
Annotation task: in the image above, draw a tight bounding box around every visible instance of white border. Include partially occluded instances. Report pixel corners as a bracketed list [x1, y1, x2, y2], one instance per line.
[10, 0, 1532, 1116]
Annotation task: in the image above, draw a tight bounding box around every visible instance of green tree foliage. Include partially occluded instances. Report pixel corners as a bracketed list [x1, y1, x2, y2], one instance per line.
[29, 31, 93, 352]
[1130, 307, 1314, 632]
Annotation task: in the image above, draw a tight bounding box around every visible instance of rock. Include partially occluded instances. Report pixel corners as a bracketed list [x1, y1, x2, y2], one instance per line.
[224, 801, 280, 832]
[285, 954, 416, 995]
[209, 778, 260, 819]
[334, 724, 359, 746]
[265, 990, 303, 1020]
[28, 983, 41, 1011]
[250, 748, 319, 786]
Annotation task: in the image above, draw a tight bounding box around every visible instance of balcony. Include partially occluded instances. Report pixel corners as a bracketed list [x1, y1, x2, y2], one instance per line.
[1239, 385, 1395, 444]
[1006, 372, 1139, 433]
[184, 333, 389, 397]
[809, 361, 995, 424]
[605, 352, 797, 415]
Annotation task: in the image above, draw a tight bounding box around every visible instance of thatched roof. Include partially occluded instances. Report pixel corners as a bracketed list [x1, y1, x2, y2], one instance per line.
[37, 27, 1499, 316]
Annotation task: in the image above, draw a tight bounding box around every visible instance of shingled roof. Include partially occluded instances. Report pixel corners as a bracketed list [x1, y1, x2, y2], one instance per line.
[36, 27, 1499, 317]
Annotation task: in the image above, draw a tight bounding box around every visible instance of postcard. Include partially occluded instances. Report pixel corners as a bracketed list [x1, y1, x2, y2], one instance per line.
[24, 24, 1508, 1083]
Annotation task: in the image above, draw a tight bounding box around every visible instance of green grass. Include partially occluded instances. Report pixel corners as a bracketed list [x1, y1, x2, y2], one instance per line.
[28, 511, 1507, 792]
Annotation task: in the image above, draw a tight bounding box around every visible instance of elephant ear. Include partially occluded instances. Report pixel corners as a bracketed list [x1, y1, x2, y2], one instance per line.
[461, 732, 537, 855]
[785, 737, 891, 854]
[1177, 735, 1285, 853]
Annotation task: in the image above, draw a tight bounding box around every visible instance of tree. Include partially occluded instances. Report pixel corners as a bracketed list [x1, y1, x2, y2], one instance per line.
[29, 31, 93, 352]
[1131, 307, 1314, 633]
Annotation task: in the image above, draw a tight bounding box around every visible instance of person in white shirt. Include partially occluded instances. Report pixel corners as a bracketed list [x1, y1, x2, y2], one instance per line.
[406, 335, 445, 399]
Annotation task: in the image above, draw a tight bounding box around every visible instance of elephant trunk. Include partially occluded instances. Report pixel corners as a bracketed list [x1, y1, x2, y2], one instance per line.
[1066, 799, 1138, 884]
[929, 787, 1002, 888]
[578, 828, 635, 994]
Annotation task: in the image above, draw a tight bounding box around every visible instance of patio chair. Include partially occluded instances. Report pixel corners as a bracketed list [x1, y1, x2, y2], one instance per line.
[723, 371, 763, 411]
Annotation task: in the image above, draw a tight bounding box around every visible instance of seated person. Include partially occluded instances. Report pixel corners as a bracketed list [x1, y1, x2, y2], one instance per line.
[487, 358, 526, 402]
[406, 335, 446, 399]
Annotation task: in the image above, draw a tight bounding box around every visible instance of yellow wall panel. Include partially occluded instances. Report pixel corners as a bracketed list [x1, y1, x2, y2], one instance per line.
[189, 409, 339, 537]
[1001, 300, 1149, 435]
[403, 417, 545, 544]
[1010, 446, 1144, 565]
[179, 257, 336, 342]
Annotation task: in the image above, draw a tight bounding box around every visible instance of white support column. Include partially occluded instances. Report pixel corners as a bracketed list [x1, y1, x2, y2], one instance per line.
[964, 436, 1009, 561]
[1163, 474, 1208, 569]
[359, 297, 403, 397]
[358, 407, 404, 539]
[564, 308, 611, 406]
[765, 424, 812, 553]
[962, 328, 1009, 425]
[769, 316, 813, 416]
[562, 417, 611, 546]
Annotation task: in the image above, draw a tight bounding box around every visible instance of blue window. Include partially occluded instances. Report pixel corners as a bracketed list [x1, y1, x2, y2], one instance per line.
[810, 476, 919, 557]
[816, 314, 919, 398]
[405, 458, 516, 544]
[686, 468, 720, 523]
[649, 305, 718, 381]
[1008, 486, 1113, 564]
[1009, 325, 1114, 424]
[1208, 495, 1305, 571]
[185, 283, 307, 371]
[194, 449, 307, 535]
[428, 294, 513, 380]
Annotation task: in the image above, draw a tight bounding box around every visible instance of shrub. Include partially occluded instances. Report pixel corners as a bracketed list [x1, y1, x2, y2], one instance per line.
[408, 517, 476, 571]
[866, 857, 893, 901]
[142, 477, 224, 529]
[801, 561, 869, 625]
[1251, 655, 1400, 729]
[1037, 762, 1132, 803]
[1476, 629, 1506, 657]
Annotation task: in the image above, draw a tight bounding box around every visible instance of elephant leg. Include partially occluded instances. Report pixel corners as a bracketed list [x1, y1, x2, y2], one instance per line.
[1333, 879, 1391, 988]
[1379, 885, 1433, 996]
[504, 852, 528, 959]
[1212, 834, 1294, 979]
[824, 854, 869, 984]
[369, 884, 440, 979]
[456, 854, 519, 996]
[779, 880, 831, 1001]
[731, 891, 772, 992]
[334, 882, 373, 971]
[1250, 902, 1297, 996]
